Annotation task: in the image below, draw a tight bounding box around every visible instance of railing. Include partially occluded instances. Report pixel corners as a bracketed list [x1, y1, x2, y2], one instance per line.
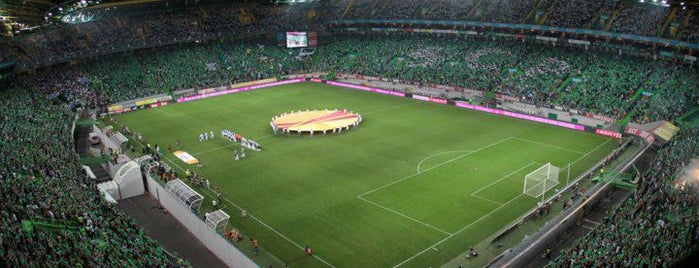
[491, 137, 652, 267]
[145, 171, 260, 268]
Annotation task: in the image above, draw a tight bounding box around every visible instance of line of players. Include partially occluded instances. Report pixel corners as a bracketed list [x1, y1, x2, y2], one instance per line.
[197, 130, 262, 162]
[198, 131, 215, 141]
[221, 130, 262, 151]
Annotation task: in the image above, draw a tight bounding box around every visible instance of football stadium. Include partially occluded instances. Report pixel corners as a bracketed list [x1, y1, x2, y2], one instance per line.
[1, 0, 698, 267]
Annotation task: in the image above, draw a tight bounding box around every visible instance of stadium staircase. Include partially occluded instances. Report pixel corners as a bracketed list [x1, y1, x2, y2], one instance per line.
[238, 8, 257, 25]
[660, 8, 678, 38]
[465, 0, 484, 21]
[521, 0, 538, 24]
[74, 121, 112, 183]
[369, 0, 389, 19]
[339, 0, 355, 19]
[615, 88, 646, 128]
[553, 76, 581, 106]
[602, 10, 620, 31]
[586, 0, 618, 30]
[535, 0, 559, 25]
[677, 10, 695, 41]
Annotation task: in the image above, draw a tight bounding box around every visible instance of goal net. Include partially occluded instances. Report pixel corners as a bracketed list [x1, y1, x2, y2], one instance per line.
[523, 163, 560, 198]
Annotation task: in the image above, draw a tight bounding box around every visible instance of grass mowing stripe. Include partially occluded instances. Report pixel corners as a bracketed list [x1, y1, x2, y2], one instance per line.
[393, 193, 526, 267]
[358, 196, 453, 235]
[116, 83, 617, 267]
[469, 193, 504, 206]
[390, 139, 613, 267]
[359, 137, 515, 198]
[415, 150, 474, 173]
[470, 162, 541, 196]
[512, 137, 586, 155]
[183, 91, 302, 115]
[162, 155, 337, 268]
[561, 138, 614, 170]
[363, 102, 419, 115]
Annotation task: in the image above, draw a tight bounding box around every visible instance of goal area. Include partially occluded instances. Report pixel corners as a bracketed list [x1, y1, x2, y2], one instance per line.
[523, 163, 560, 199]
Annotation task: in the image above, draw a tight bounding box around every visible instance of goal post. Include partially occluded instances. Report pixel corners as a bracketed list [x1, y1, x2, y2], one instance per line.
[523, 163, 560, 201]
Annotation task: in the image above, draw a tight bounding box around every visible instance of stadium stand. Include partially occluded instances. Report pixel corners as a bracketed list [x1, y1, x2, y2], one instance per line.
[4, 0, 699, 69]
[0, 81, 183, 266]
[1, 0, 698, 266]
[9, 33, 698, 121]
[551, 127, 699, 267]
[545, 0, 605, 28]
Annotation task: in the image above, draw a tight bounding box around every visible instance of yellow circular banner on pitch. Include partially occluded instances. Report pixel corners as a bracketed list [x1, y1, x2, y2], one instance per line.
[273, 110, 360, 132]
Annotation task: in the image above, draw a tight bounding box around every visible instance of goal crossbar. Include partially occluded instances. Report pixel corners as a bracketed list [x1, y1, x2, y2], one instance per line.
[523, 163, 560, 199]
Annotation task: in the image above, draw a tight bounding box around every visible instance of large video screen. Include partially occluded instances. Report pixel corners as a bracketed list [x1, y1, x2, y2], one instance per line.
[286, 32, 308, 48]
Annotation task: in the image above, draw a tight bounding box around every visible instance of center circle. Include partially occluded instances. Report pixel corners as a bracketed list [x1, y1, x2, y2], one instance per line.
[270, 109, 362, 135]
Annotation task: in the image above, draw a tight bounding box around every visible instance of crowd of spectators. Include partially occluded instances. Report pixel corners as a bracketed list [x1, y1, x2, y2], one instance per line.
[610, 1, 668, 36]
[628, 63, 699, 123]
[1, 1, 698, 265]
[6, 0, 699, 69]
[545, 0, 605, 28]
[2, 32, 696, 265]
[418, 0, 476, 21]
[551, 126, 699, 267]
[476, 0, 537, 24]
[309, 36, 696, 122]
[679, 12, 699, 43]
[9, 34, 697, 123]
[0, 78, 182, 266]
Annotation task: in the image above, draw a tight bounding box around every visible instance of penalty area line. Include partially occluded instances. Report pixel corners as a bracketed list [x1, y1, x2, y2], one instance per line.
[415, 150, 474, 174]
[469, 194, 503, 206]
[359, 137, 515, 198]
[357, 196, 452, 236]
[511, 137, 586, 155]
[470, 162, 542, 196]
[393, 193, 525, 268]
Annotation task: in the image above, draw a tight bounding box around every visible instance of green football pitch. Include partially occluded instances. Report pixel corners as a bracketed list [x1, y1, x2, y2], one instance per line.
[116, 82, 617, 267]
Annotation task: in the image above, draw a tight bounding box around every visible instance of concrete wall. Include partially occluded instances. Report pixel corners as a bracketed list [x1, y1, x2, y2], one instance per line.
[145, 173, 258, 268]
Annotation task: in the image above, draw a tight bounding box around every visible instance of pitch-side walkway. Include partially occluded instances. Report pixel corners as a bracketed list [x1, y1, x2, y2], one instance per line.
[119, 194, 228, 268]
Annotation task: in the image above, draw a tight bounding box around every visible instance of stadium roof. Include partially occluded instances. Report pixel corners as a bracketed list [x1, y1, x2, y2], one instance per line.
[2, 0, 698, 37]
[0, 0, 275, 37]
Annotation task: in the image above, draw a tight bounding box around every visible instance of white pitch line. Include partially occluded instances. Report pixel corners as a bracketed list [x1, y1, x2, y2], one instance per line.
[358, 196, 452, 236]
[512, 137, 586, 155]
[556, 138, 614, 175]
[416, 150, 474, 173]
[163, 155, 187, 172]
[185, 91, 301, 115]
[470, 162, 540, 196]
[162, 156, 336, 268]
[359, 137, 514, 198]
[393, 138, 614, 267]
[469, 193, 504, 206]
[393, 193, 525, 268]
